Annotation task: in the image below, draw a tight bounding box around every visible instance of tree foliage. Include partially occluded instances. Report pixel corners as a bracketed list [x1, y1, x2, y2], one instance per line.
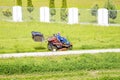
[61, 0, 67, 21]
[27, 0, 34, 13]
[16, 0, 22, 6]
[49, 0, 56, 16]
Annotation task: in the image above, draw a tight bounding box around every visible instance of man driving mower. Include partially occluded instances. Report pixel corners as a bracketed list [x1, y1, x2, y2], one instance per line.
[47, 33, 72, 51]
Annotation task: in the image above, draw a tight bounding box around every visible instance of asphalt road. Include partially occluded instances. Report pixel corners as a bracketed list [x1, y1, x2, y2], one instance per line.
[0, 48, 120, 58]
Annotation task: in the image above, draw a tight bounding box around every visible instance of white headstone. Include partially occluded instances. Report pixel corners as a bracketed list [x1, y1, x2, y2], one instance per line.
[13, 6, 22, 22]
[98, 8, 108, 26]
[68, 8, 78, 24]
[40, 7, 50, 22]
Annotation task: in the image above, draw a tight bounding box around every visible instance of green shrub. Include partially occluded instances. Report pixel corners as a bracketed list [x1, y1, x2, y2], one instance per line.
[2, 9, 12, 17]
[104, 0, 117, 19]
[91, 4, 99, 16]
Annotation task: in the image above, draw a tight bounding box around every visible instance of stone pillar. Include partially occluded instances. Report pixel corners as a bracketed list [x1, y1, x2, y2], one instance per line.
[98, 8, 108, 26]
[13, 6, 22, 22]
[68, 8, 78, 24]
[40, 7, 50, 22]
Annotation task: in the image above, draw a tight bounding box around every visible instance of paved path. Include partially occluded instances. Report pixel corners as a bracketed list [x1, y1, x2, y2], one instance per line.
[0, 48, 120, 58]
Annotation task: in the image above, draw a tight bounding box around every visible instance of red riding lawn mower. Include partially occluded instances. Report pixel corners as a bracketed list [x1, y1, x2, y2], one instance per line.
[31, 31, 72, 51]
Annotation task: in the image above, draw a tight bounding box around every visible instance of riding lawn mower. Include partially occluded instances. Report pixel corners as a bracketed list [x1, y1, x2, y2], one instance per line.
[31, 31, 72, 51]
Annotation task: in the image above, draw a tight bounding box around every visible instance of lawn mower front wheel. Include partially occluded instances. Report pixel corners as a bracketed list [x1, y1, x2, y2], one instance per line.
[47, 43, 58, 51]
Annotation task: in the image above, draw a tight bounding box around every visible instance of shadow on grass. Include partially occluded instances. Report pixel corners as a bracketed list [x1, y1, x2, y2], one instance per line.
[34, 46, 46, 50]
[80, 45, 96, 49]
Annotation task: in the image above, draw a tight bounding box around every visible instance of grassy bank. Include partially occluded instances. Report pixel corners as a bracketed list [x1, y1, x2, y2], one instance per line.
[0, 22, 120, 53]
[0, 53, 120, 75]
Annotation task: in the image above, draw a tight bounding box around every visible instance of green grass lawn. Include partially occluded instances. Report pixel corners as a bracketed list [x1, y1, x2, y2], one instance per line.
[0, 1, 120, 80]
[0, 53, 120, 79]
[0, 22, 120, 53]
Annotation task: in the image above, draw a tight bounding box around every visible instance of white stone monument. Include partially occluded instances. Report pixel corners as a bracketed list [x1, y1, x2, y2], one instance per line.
[40, 7, 50, 22]
[98, 8, 108, 26]
[13, 6, 22, 22]
[68, 8, 78, 24]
